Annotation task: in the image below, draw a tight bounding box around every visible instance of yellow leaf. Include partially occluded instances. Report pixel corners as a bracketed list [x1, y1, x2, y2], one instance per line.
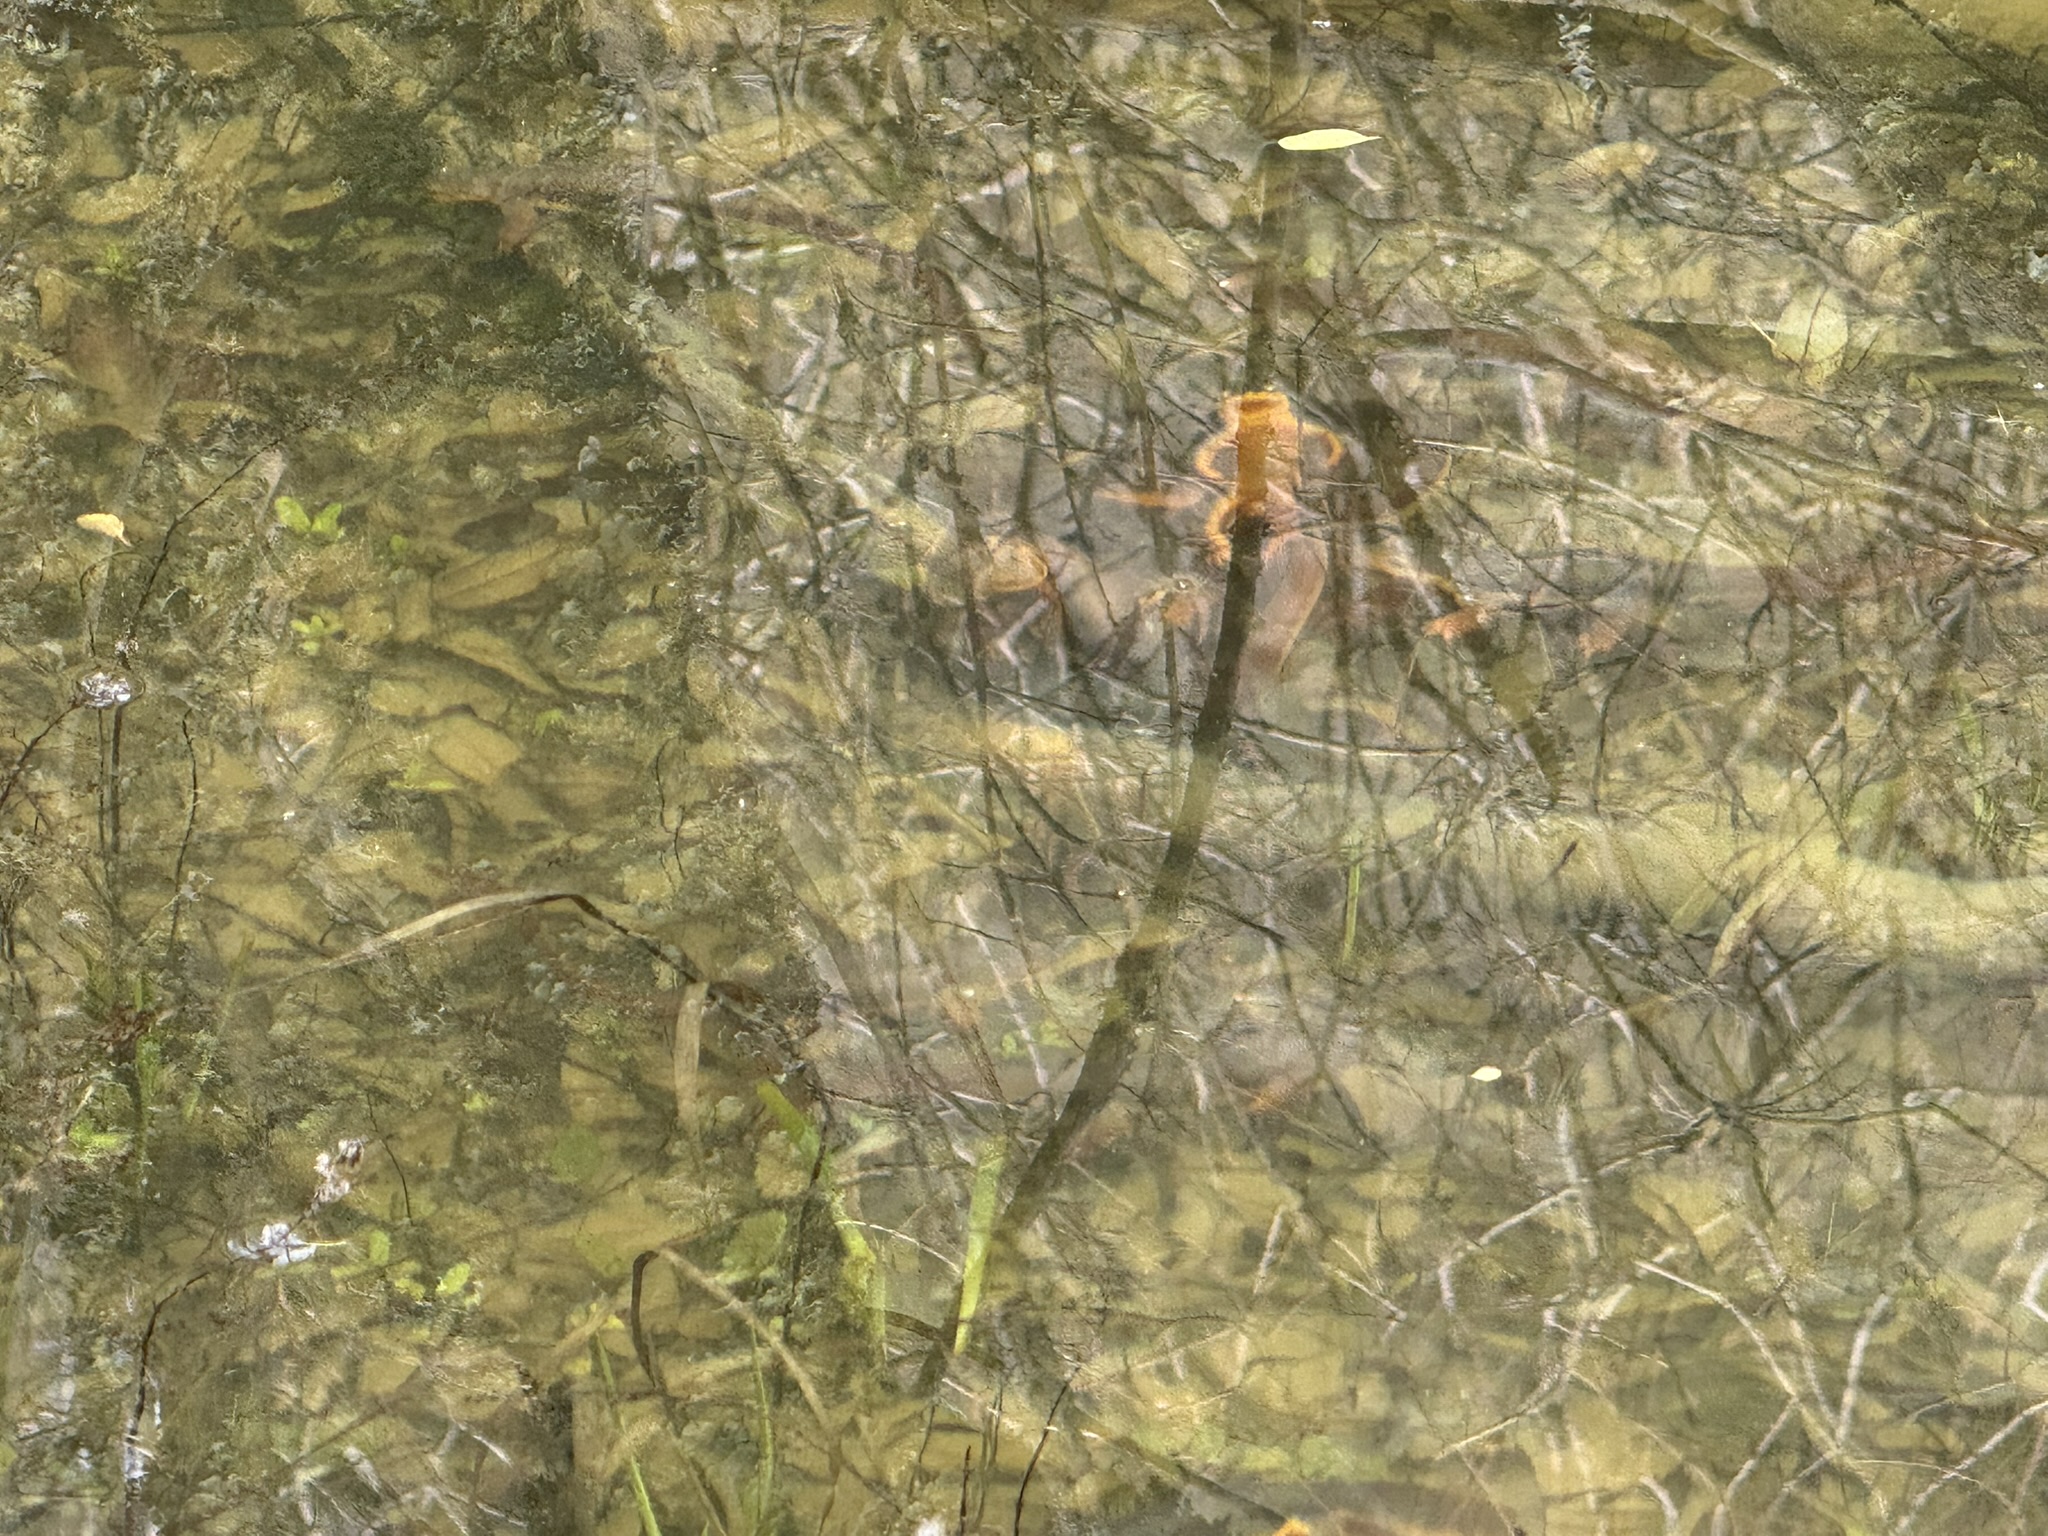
[1276, 128, 1378, 152]
[949, 392, 1032, 442]
[1543, 140, 1659, 200]
[1102, 219, 1200, 299]
[75, 513, 130, 544]
[1770, 288, 1849, 385]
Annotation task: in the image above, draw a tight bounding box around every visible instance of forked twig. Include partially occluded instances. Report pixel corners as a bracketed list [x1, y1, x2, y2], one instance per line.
[656, 1245, 833, 1430]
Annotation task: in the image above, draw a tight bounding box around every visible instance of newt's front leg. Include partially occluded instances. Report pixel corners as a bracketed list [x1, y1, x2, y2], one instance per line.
[1195, 391, 1343, 565]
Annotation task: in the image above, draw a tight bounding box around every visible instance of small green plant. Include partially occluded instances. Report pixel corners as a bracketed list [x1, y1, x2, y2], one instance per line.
[394, 759, 460, 793]
[290, 611, 343, 655]
[92, 240, 136, 285]
[335, 1230, 481, 1311]
[65, 1100, 132, 1162]
[275, 495, 346, 542]
[434, 1260, 475, 1300]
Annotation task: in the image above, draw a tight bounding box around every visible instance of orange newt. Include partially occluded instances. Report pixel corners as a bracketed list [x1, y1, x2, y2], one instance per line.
[1187, 392, 1345, 700]
[1190, 390, 1346, 565]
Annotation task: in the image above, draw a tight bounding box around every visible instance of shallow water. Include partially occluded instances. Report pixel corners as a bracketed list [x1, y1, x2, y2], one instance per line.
[6, 2, 2048, 1533]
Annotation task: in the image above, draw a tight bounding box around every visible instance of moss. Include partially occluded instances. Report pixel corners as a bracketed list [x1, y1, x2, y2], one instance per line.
[330, 101, 438, 209]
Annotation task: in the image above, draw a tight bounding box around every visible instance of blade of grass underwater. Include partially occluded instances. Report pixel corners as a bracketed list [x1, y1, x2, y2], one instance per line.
[756, 1080, 885, 1343]
[952, 1138, 1005, 1354]
[627, 1453, 663, 1536]
[748, 1337, 775, 1536]
[1340, 847, 1362, 969]
[593, 1336, 665, 1536]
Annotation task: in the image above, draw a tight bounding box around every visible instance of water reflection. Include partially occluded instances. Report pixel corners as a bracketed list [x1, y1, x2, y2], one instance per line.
[6, 1, 2048, 1533]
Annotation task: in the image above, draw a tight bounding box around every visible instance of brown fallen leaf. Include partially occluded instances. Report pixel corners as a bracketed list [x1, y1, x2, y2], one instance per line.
[1424, 604, 1489, 642]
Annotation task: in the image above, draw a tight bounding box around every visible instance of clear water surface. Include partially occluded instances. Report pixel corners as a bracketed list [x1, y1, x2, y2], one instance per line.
[6, 2, 2048, 1532]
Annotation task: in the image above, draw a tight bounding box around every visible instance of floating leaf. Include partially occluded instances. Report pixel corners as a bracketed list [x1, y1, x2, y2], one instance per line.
[1277, 127, 1378, 152]
[75, 512, 131, 544]
[1470, 1064, 1504, 1082]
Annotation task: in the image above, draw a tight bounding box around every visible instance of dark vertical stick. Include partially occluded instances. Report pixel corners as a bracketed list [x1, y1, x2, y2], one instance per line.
[989, 136, 1301, 1252]
[1013, 1375, 1071, 1536]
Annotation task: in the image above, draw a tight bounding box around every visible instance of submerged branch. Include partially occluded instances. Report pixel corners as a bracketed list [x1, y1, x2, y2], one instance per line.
[987, 141, 1302, 1259]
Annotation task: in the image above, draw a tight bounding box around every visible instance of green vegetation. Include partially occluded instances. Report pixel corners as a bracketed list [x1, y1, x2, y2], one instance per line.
[274, 496, 346, 542]
[288, 610, 343, 654]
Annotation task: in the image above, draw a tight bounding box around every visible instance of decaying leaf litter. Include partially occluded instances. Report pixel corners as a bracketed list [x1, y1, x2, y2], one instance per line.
[7, 1, 2048, 1533]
